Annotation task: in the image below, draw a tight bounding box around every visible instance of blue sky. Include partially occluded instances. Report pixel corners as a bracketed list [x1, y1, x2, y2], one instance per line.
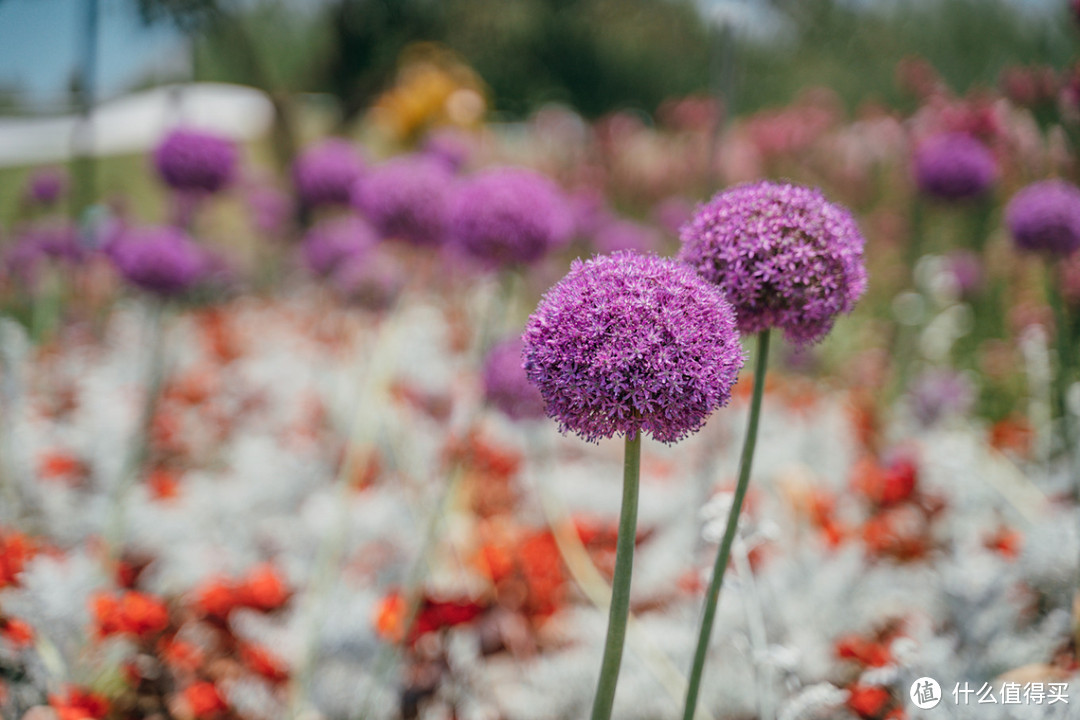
[0, 0, 183, 111]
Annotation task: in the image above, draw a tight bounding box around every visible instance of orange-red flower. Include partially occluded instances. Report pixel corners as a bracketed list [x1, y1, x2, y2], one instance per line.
[847, 685, 892, 719]
[240, 643, 289, 684]
[0, 617, 34, 647]
[92, 591, 169, 639]
[183, 681, 227, 718]
[50, 688, 109, 720]
[236, 564, 289, 612]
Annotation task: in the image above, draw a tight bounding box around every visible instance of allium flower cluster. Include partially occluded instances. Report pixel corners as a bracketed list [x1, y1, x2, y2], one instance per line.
[912, 132, 998, 201]
[300, 216, 377, 277]
[292, 139, 365, 208]
[4, 225, 83, 286]
[108, 226, 207, 296]
[25, 167, 68, 206]
[678, 181, 867, 345]
[450, 167, 573, 267]
[483, 337, 546, 421]
[153, 128, 237, 194]
[352, 155, 452, 246]
[1005, 179, 1080, 256]
[331, 249, 406, 312]
[522, 251, 744, 443]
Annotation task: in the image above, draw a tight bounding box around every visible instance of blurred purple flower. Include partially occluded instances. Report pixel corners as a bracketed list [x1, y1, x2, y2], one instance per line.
[908, 369, 975, 426]
[678, 181, 867, 345]
[421, 129, 472, 173]
[153, 128, 237, 194]
[5, 224, 83, 286]
[1005, 179, 1080, 256]
[568, 187, 610, 238]
[248, 186, 294, 236]
[292, 139, 365, 209]
[913, 132, 997, 201]
[943, 249, 983, 296]
[653, 196, 694, 236]
[331, 249, 406, 313]
[592, 219, 660, 254]
[108, 226, 207, 296]
[352, 155, 452, 246]
[300, 216, 378, 277]
[450, 167, 573, 268]
[483, 337, 546, 421]
[25, 167, 68, 206]
[522, 251, 744, 444]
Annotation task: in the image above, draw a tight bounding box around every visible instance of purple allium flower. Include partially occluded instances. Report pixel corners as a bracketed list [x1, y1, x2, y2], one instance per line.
[1005, 179, 1080, 256]
[421, 129, 472, 173]
[248, 186, 293, 235]
[522, 251, 744, 444]
[5, 225, 82, 287]
[25, 167, 68, 206]
[331, 249, 406, 313]
[483, 337, 546, 421]
[943, 249, 983, 296]
[450, 167, 573, 268]
[300, 216, 378, 277]
[352, 155, 452, 246]
[908, 368, 975, 426]
[108, 226, 207, 296]
[592, 219, 661, 254]
[678, 181, 867, 345]
[912, 132, 998, 201]
[153, 128, 237, 194]
[292, 139, 365, 209]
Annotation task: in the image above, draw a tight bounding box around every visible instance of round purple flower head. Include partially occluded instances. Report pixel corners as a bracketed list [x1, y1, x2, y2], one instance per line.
[522, 251, 744, 444]
[25, 167, 68, 206]
[352, 155, 452, 246]
[331, 249, 406, 313]
[913, 132, 998, 201]
[421, 129, 471, 173]
[5, 225, 82, 286]
[1005, 179, 1080, 256]
[293, 139, 365, 209]
[483, 337, 546, 421]
[300, 216, 377, 277]
[108, 226, 206, 296]
[450, 167, 573, 268]
[153, 128, 237, 194]
[678, 181, 867, 345]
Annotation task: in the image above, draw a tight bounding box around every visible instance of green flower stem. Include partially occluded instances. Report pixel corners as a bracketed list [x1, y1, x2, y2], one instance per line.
[682, 329, 771, 720]
[590, 430, 642, 720]
[1045, 263, 1077, 494]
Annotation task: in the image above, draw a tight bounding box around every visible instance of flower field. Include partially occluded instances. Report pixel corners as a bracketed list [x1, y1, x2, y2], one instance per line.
[2, 3, 1080, 719]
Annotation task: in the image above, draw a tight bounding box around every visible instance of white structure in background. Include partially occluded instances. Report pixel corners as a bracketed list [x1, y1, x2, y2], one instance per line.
[0, 83, 274, 168]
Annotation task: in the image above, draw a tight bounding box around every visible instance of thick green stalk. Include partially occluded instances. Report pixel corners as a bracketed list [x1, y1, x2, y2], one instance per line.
[682, 329, 771, 720]
[590, 431, 642, 720]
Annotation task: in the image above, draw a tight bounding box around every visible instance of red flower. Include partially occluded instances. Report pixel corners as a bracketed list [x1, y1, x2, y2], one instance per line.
[1, 617, 34, 647]
[183, 682, 227, 718]
[373, 592, 407, 643]
[91, 591, 169, 639]
[0, 531, 37, 588]
[193, 577, 239, 621]
[847, 685, 892, 719]
[159, 637, 203, 673]
[835, 635, 891, 667]
[50, 688, 109, 720]
[240, 643, 289, 684]
[236, 564, 288, 612]
[38, 450, 87, 485]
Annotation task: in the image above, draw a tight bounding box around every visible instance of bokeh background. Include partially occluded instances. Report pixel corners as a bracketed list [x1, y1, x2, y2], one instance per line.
[1, 1, 1080, 719]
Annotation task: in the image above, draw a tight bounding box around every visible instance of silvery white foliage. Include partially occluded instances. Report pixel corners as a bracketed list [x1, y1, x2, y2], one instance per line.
[776, 683, 852, 720]
[1019, 507, 1080, 598]
[0, 551, 103, 676]
[310, 658, 397, 720]
[226, 677, 283, 720]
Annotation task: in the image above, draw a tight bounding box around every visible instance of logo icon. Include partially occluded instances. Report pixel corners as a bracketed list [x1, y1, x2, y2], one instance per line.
[910, 677, 942, 709]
